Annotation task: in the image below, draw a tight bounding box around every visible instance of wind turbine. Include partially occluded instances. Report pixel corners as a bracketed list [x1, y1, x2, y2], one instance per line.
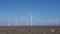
[56, 18, 59, 26]
[30, 14, 34, 26]
[27, 19, 29, 26]
[8, 18, 10, 26]
[15, 18, 18, 26]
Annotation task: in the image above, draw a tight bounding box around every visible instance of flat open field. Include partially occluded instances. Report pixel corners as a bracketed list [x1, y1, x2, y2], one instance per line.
[0, 26, 60, 34]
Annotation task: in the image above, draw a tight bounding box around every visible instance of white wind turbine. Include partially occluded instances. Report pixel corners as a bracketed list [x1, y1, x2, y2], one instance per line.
[30, 14, 34, 26]
[56, 18, 59, 26]
[27, 19, 29, 26]
[8, 18, 10, 26]
[15, 18, 18, 26]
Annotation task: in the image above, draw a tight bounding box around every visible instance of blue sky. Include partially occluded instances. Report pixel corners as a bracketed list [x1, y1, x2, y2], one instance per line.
[0, 0, 60, 26]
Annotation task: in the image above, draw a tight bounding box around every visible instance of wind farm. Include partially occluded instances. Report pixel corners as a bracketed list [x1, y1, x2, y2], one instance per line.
[0, 14, 60, 34]
[0, 0, 60, 34]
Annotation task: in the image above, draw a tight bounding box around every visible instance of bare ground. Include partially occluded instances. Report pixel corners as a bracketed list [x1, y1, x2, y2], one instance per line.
[0, 26, 60, 34]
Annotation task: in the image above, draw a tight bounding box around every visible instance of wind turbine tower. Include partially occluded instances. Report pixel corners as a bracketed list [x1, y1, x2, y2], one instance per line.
[56, 18, 59, 26]
[15, 18, 18, 26]
[30, 14, 34, 26]
[27, 19, 29, 26]
[8, 18, 10, 26]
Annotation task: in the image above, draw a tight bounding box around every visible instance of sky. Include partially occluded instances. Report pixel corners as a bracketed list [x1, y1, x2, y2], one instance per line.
[0, 0, 60, 26]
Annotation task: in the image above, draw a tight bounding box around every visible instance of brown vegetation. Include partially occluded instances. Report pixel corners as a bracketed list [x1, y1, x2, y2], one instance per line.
[0, 26, 60, 34]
